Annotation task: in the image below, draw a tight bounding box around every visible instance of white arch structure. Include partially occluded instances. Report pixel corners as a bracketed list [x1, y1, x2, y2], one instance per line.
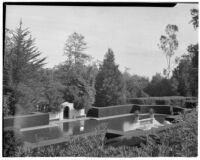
[59, 102, 85, 121]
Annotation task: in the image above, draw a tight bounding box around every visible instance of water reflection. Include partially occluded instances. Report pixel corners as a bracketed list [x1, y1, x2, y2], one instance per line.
[21, 115, 167, 143]
[59, 120, 85, 136]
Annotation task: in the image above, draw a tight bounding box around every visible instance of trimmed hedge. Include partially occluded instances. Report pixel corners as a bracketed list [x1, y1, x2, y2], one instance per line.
[184, 100, 198, 108]
[128, 96, 197, 108]
[87, 104, 134, 117]
[131, 105, 172, 115]
[87, 104, 185, 117]
[4, 112, 49, 129]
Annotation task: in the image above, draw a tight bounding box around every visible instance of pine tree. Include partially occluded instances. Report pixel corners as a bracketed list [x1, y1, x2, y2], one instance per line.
[4, 21, 46, 115]
[95, 48, 126, 107]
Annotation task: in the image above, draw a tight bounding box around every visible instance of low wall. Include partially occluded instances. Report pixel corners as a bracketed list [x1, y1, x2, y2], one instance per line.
[49, 112, 60, 120]
[3, 112, 49, 129]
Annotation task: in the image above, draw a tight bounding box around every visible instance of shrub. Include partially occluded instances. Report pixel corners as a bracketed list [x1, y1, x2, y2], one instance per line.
[3, 128, 23, 157]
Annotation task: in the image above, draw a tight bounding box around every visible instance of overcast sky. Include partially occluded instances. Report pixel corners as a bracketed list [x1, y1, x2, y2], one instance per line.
[6, 3, 198, 78]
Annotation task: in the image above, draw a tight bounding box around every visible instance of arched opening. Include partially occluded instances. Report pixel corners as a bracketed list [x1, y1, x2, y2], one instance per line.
[63, 106, 69, 119]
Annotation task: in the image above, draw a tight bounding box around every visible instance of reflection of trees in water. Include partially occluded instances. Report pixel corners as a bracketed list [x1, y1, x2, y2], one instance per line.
[61, 120, 85, 136]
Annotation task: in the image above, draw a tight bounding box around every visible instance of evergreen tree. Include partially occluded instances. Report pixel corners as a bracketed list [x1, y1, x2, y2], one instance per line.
[95, 48, 126, 107]
[3, 21, 46, 115]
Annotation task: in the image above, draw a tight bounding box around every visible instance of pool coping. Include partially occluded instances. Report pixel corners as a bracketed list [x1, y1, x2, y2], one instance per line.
[90, 113, 168, 120]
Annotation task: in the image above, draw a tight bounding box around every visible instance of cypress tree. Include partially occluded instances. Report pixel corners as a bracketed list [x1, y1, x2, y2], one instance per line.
[95, 48, 126, 107]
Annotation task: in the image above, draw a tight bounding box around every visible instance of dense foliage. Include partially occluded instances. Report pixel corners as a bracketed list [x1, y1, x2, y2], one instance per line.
[144, 73, 177, 96]
[123, 72, 149, 98]
[3, 21, 46, 115]
[55, 62, 97, 110]
[95, 49, 126, 107]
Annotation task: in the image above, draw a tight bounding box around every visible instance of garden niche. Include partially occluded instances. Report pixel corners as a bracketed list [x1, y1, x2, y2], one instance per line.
[56, 102, 85, 120]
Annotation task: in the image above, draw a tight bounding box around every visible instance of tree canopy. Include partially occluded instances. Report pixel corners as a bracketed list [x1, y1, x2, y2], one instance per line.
[3, 21, 46, 115]
[95, 48, 126, 107]
[158, 24, 179, 78]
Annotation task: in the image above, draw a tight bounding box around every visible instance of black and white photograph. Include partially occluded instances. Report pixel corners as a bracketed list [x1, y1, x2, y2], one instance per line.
[2, 1, 198, 157]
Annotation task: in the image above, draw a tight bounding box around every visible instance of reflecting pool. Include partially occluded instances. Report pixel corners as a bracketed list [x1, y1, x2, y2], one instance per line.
[21, 114, 167, 143]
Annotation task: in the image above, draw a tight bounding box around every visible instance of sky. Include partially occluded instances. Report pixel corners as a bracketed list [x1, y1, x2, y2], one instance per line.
[6, 3, 198, 79]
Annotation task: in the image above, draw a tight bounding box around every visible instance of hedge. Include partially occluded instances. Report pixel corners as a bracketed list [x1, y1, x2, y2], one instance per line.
[4, 112, 49, 129]
[132, 105, 184, 115]
[87, 104, 185, 118]
[128, 96, 197, 108]
[87, 104, 134, 117]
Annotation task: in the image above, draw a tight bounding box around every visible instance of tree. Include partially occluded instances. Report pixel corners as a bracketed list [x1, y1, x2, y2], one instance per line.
[95, 48, 126, 107]
[38, 69, 65, 112]
[55, 63, 97, 110]
[190, 8, 198, 29]
[55, 33, 97, 110]
[172, 8, 198, 97]
[64, 32, 91, 65]
[3, 21, 46, 115]
[172, 55, 192, 96]
[123, 71, 149, 98]
[158, 24, 179, 78]
[144, 73, 177, 96]
[188, 8, 198, 96]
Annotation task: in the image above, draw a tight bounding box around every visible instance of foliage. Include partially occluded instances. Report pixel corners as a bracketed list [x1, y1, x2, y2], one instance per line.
[4, 21, 46, 115]
[55, 61, 98, 110]
[158, 24, 179, 78]
[123, 72, 149, 98]
[95, 48, 126, 107]
[64, 32, 91, 65]
[3, 128, 23, 157]
[51, 32, 97, 110]
[138, 110, 197, 157]
[37, 69, 65, 112]
[173, 54, 192, 96]
[187, 44, 198, 96]
[144, 73, 177, 96]
[190, 8, 198, 29]
[172, 9, 198, 97]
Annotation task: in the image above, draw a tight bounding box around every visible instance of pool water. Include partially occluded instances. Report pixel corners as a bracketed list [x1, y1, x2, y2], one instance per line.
[21, 114, 167, 143]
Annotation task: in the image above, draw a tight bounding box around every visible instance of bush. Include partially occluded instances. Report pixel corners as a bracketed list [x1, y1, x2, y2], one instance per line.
[3, 128, 23, 157]
[87, 104, 133, 117]
[128, 96, 195, 108]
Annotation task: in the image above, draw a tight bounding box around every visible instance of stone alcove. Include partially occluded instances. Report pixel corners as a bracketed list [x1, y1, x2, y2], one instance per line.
[49, 102, 86, 121]
[59, 102, 86, 121]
